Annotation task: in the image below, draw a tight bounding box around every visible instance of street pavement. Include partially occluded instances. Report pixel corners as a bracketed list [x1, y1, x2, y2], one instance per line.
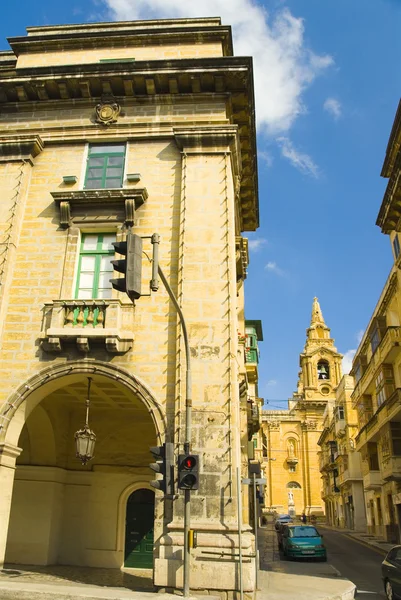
[318, 525, 387, 599]
[257, 523, 356, 600]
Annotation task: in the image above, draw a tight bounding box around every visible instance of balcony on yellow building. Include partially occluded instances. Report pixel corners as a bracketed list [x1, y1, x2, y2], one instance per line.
[363, 470, 382, 490]
[40, 299, 134, 353]
[381, 456, 401, 481]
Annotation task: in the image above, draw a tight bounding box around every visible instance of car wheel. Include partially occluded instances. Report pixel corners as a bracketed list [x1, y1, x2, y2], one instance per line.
[385, 579, 395, 600]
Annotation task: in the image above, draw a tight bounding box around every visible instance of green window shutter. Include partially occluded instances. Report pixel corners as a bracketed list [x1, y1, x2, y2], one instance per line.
[75, 233, 116, 300]
[84, 144, 126, 189]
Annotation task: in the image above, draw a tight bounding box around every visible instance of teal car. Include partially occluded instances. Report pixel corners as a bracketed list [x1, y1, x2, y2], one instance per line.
[281, 525, 327, 561]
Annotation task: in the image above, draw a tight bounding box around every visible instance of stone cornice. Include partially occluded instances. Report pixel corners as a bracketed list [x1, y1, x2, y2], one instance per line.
[8, 22, 233, 57]
[376, 152, 401, 233]
[0, 134, 44, 163]
[0, 56, 258, 231]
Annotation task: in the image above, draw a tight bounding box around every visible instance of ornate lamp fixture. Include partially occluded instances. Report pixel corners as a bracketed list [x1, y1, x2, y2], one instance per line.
[74, 377, 96, 465]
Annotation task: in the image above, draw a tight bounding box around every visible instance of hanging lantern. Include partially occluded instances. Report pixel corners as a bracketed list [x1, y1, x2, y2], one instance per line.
[74, 377, 96, 465]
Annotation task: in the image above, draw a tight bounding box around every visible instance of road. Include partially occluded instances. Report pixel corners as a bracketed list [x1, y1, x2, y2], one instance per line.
[317, 526, 386, 599]
[259, 523, 387, 599]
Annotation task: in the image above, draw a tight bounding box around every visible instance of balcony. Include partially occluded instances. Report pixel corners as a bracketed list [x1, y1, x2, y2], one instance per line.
[352, 324, 401, 399]
[335, 417, 346, 438]
[381, 456, 401, 481]
[363, 470, 382, 491]
[337, 468, 349, 487]
[386, 388, 401, 416]
[245, 348, 259, 383]
[247, 401, 260, 438]
[40, 299, 134, 353]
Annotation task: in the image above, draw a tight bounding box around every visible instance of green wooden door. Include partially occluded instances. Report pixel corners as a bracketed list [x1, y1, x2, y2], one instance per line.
[124, 489, 155, 568]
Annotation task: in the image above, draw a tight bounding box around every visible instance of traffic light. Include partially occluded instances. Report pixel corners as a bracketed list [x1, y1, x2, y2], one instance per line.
[149, 442, 174, 495]
[110, 232, 143, 301]
[178, 453, 199, 490]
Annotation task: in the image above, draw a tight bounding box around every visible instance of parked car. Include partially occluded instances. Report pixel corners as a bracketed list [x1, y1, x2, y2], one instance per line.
[274, 514, 293, 531]
[281, 525, 327, 561]
[382, 545, 401, 599]
[277, 522, 290, 549]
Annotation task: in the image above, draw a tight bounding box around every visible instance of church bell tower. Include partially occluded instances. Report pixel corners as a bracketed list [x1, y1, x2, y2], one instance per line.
[296, 297, 343, 401]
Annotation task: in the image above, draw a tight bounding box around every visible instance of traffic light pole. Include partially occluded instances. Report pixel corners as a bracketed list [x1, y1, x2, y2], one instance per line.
[157, 265, 192, 599]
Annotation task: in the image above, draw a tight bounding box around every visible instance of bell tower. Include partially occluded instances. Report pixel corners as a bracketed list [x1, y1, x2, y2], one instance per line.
[296, 298, 343, 401]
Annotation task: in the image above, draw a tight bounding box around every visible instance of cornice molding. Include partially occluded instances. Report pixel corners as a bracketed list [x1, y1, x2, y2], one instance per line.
[0, 134, 44, 164]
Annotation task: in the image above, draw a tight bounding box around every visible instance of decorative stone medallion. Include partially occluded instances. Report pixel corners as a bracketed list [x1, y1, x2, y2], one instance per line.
[95, 95, 121, 126]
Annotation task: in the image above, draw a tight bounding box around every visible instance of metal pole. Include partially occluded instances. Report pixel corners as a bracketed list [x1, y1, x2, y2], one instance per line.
[158, 266, 192, 598]
[236, 467, 244, 600]
[253, 472, 259, 590]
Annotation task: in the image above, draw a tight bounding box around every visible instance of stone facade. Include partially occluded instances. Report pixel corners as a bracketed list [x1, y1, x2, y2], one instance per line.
[351, 100, 401, 544]
[318, 376, 366, 531]
[0, 18, 260, 595]
[258, 298, 343, 517]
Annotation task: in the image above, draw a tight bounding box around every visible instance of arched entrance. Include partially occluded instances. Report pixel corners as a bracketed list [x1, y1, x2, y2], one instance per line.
[1, 362, 166, 570]
[124, 489, 155, 568]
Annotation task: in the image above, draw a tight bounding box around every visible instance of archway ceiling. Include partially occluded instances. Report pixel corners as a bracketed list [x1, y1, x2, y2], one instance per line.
[44, 376, 145, 412]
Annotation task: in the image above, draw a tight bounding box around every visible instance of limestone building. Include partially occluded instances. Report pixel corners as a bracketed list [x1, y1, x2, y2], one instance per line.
[259, 298, 343, 516]
[0, 18, 260, 595]
[351, 99, 401, 544]
[318, 375, 366, 531]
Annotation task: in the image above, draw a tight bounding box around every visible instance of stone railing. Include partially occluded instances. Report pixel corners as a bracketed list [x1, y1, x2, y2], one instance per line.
[40, 299, 134, 353]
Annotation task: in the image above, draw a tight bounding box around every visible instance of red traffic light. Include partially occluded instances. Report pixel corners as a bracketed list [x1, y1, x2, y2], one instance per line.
[183, 456, 197, 470]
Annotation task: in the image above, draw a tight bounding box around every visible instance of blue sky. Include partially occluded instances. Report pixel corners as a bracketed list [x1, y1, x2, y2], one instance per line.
[1, 0, 400, 407]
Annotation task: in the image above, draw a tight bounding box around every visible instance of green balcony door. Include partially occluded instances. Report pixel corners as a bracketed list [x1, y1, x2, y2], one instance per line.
[124, 489, 155, 568]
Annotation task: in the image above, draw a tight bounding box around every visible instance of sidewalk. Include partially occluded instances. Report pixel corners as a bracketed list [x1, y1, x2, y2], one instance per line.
[256, 524, 356, 600]
[0, 566, 220, 600]
[318, 522, 394, 555]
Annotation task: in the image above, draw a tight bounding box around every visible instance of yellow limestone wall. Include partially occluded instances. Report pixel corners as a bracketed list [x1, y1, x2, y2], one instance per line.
[0, 19, 256, 595]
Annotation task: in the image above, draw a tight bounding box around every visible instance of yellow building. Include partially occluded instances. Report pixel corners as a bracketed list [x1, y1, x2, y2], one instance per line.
[260, 298, 343, 517]
[351, 100, 401, 544]
[318, 376, 366, 531]
[0, 18, 261, 595]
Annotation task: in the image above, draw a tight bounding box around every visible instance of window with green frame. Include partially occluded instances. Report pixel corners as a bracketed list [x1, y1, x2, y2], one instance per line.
[84, 144, 126, 189]
[75, 233, 116, 299]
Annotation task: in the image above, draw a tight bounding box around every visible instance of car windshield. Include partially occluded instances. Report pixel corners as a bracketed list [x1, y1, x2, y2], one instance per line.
[278, 515, 291, 520]
[289, 527, 319, 538]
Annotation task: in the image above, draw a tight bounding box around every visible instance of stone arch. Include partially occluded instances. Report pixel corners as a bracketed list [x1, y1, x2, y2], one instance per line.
[18, 404, 56, 466]
[317, 359, 330, 380]
[287, 481, 302, 489]
[0, 360, 167, 447]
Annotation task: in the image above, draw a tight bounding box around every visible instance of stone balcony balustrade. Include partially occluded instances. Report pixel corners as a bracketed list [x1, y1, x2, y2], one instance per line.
[363, 470, 382, 491]
[40, 299, 134, 354]
[381, 456, 401, 481]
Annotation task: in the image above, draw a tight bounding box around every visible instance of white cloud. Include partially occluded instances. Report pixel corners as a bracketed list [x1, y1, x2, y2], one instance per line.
[248, 238, 267, 252]
[276, 137, 319, 178]
[258, 150, 274, 167]
[342, 349, 356, 375]
[265, 261, 284, 276]
[356, 329, 364, 344]
[99, 0, 334, 135]
[324, 97, 342, 120]
[267, 379, 277, 387]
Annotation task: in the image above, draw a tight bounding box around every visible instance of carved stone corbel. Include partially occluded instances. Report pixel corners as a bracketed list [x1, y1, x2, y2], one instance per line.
[76, 337, 90, 353]
[125, 199, 135, 227]
[59, 201, 71, 228]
